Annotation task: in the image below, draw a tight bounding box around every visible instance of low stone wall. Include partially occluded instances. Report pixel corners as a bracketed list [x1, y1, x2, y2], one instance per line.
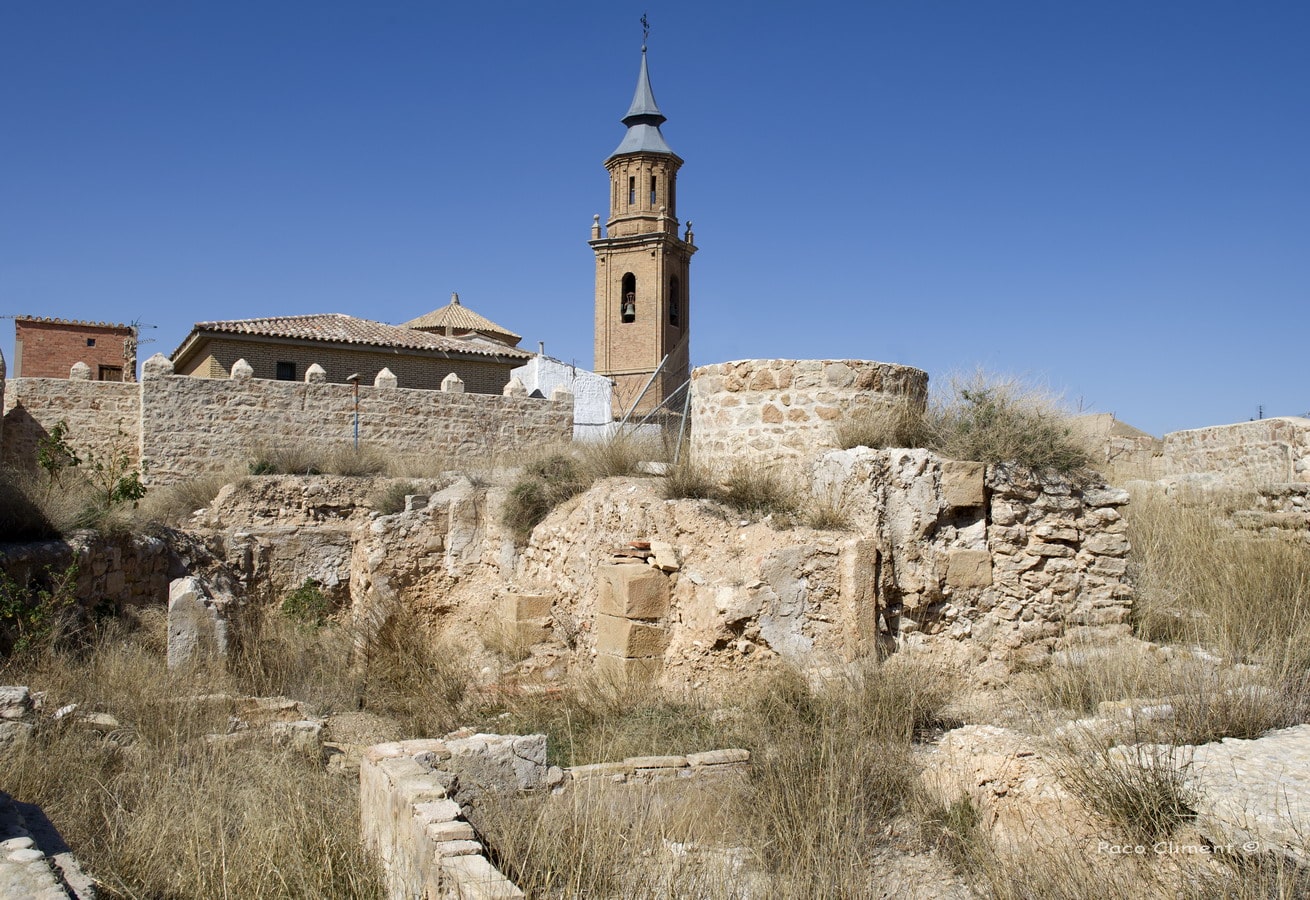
[689, 359, 928, 477]
[361, 736, 537, 900]
[1155, 417, 1310, 488]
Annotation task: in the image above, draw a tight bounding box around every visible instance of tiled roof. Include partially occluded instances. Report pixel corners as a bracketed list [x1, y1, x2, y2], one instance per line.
[175, 313, 532, 360]
[16, 316, 133, 331]
[401, 294, 522, 345]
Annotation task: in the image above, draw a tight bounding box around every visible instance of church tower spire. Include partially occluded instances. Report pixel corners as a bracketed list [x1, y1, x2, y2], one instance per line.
[591, 37, 696, 419]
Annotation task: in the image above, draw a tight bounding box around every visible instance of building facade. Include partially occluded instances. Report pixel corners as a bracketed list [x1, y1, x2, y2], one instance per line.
[12, 317, 137, 381]
[590, 46, 696, 418]
[170, 312, 532, 394]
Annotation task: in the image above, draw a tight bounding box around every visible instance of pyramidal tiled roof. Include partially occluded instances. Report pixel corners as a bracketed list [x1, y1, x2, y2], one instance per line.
[177, 313, 531, 359]
[401, 293, 522, 346]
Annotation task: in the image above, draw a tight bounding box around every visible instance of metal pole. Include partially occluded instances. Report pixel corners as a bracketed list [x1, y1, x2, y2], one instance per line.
[353, 381, 359, 450]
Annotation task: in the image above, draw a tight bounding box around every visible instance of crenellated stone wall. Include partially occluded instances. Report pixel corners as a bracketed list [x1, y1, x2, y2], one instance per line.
[2, 354, 573, 485]
[689, 359, 928, 477]
[1, 376, 141, 473]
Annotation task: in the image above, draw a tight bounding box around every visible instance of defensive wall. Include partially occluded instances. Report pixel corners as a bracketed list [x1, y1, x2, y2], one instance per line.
[1, 351, 573, 485]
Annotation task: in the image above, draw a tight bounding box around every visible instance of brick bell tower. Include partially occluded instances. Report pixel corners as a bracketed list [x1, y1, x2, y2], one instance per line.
[591, 39, 696, 419]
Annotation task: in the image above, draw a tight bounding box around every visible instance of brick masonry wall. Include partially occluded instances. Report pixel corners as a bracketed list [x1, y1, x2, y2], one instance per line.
[1, 377, 141, 474]
[14, 320, 135, 380]
[690, 358, 929, 477]
[175, 336, 518, 395]
[1155, 417, 1310, 487]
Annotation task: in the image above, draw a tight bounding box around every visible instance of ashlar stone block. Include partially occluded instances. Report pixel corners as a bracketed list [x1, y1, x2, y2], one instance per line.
[595, 653, 662, 686]
[597, 563, 669, 620]
[945, 549, 993, 589]
[941, 460, 986, 509]
[596, 614, 667, 658]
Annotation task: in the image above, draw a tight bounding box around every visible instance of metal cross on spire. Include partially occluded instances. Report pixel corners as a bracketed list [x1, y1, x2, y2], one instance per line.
[641, 13, 650, 51]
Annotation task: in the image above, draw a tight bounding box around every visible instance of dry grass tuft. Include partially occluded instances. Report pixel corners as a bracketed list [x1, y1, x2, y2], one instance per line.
[1127, 488, 1310, 667]
[0, 620, 381, 899]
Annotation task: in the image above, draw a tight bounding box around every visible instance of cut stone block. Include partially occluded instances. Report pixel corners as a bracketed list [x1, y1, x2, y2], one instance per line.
[597, 564, 669, 620]
[595, 653, 662, 686]
[945, 549, 993, 589]
[595, 615, 667, 659]
[687, 748, 750, 767]
[941, 460, 986, 508]
[502, 593, 552, 620]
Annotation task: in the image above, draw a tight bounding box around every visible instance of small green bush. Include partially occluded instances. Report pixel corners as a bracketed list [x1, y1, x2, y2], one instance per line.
[280, 580, 331, 627]
[0, 564, 79, 657]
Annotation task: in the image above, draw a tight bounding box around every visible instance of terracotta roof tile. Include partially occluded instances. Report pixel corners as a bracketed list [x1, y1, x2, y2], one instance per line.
[179, 313, 532, 360]
[401, 294, 521, 344]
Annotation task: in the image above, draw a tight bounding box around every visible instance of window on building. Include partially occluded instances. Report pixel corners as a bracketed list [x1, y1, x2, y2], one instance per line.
[628, 176, 635, 206]
[86, 338, 96, 347]
[650, 175, 657, 206]
[669, 276, 680, 327]
[276, 361, 296, 381]
[98, 365, 123, 382]
[621, 273, 637, 323]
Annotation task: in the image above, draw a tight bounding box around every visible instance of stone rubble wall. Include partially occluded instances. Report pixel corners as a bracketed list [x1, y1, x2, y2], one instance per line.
[1154, 417, 1310, 488]
[813, 448, 1133, 676]
[1, 377, 140, 474]
[0, 532, 176, 615]
[2, 354, 572, 486]
[689, 359, 928, 477]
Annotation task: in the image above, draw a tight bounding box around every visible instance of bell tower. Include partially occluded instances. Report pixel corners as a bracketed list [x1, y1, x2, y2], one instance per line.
[591, 41, 696, 418]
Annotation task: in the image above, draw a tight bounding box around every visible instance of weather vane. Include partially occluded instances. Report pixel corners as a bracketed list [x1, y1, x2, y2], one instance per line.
[641, 13, 650, 50]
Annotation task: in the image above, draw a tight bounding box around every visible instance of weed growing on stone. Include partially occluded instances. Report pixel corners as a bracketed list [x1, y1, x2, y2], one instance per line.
[280, 579, 332, 627]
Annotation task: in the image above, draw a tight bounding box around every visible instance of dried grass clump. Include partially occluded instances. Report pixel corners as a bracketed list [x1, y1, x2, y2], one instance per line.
[835, 372, 1093, 475]
[501, 452, 588, 544]
[835, 399, 931, 451]
[1127, 489, 1310, 667]
[246, 442, 388, 477]
[0, 622, 381, 899]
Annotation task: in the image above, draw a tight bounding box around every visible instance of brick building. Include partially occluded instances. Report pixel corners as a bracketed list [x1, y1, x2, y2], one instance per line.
[590, 46, 696, 417]
[12, 317, 137, 381]
[169, 311, 532, 394]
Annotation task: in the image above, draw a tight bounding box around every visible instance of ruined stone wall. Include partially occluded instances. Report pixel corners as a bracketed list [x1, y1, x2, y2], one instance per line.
[689, 359, 928, 477]
[813, 449, 1133, 675]
[510, 451, 1133, 684]
[1155, 417, 1310, 488]
[0, 532, 176, 614]
[1, 377, 141, 474]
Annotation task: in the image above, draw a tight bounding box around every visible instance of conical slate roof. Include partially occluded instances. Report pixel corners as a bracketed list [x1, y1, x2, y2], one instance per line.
[401, 293, 522, 347]
[610, 49, 676, 159]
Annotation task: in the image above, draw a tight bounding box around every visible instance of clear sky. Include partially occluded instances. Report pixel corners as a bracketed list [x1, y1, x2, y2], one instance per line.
[2, 1, 1306, 437]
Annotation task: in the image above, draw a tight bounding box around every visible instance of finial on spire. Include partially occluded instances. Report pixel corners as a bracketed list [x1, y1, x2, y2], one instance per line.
[641, 13, 650, 52]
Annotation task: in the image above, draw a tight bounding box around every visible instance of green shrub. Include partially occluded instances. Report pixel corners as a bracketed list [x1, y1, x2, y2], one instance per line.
[0, 563, 79, 657]
[280, 580, 332, 627]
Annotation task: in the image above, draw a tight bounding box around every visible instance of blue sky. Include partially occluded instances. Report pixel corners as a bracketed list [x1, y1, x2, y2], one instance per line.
[2, 1, 1306, 436]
